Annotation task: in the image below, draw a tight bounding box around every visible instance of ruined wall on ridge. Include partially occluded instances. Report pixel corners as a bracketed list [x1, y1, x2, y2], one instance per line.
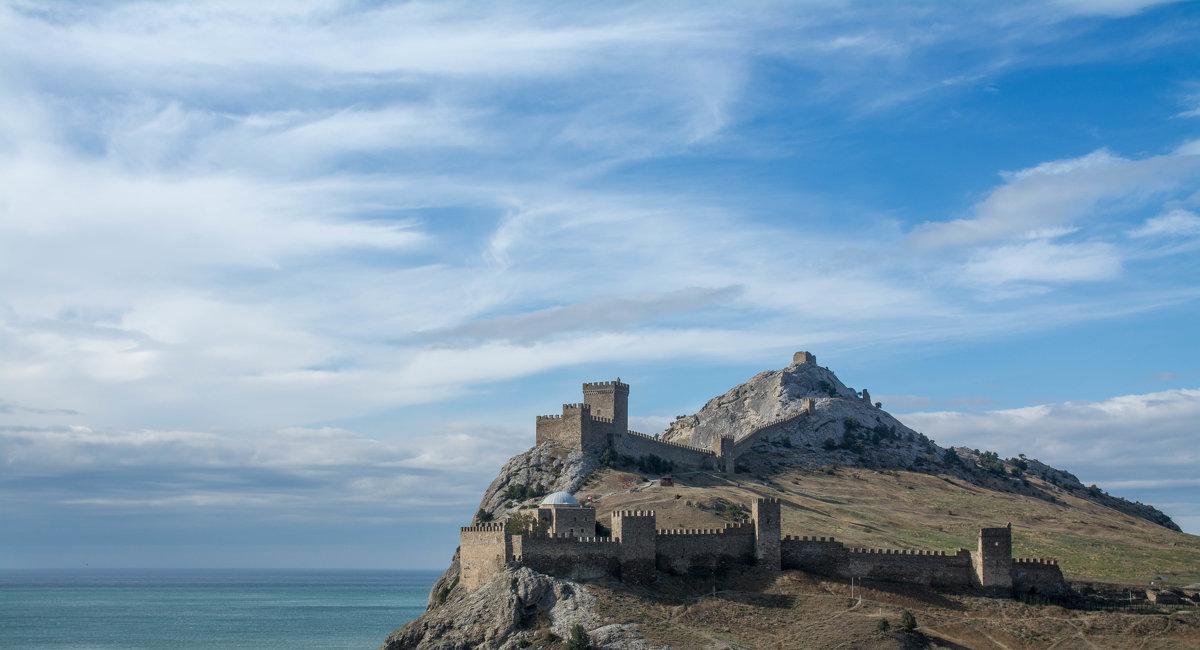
[611, 429, 717, 470]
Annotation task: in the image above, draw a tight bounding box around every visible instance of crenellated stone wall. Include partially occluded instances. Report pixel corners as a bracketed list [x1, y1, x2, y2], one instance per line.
[611, 429, 718, 470]
[459, 503, 1068, 598]
[512, 535, 620, 583]
[654, 522, 755, 574]
[459, 523, 511, 591]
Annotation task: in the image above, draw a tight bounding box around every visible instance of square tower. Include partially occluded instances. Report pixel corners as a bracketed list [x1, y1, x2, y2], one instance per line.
[752, 498, 781, 570]
[975, 525, 1014, 594]
[611, 510, 655, 583]
[583, 380, 629, 434]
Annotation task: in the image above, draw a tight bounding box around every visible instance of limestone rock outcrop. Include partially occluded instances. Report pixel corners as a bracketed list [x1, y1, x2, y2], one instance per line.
[383, 567, 646, 650]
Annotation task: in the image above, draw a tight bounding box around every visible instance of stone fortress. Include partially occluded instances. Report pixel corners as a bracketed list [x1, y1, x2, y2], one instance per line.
[461, 352, 1069, 597]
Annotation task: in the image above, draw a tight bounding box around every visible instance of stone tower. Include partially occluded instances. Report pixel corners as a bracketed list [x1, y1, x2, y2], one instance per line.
[752, 498, 781, 570]
[975, 525, 1014, 594]
[793, 351, 816, 365]
[611, 510, 655, 583]
[717, 435, 736, 474]
[583, 380, 629, 434]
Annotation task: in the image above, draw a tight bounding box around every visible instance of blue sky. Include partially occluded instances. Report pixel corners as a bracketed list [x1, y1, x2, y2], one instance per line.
[1, 0, 1198, 568]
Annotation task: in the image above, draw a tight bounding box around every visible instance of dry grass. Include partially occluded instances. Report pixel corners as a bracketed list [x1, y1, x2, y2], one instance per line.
[575, 464, 1200, 587]
[589, 570, 1200, 649]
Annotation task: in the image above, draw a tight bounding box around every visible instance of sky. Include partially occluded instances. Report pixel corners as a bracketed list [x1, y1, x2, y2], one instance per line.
[1, 0, 1198, 569]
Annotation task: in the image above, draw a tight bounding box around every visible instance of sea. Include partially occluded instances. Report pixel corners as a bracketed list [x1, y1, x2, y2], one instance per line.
[0, 569, 440, 649]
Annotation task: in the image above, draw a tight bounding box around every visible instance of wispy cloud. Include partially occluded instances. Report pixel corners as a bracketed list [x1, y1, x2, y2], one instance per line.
[909, 148, 1200, 250]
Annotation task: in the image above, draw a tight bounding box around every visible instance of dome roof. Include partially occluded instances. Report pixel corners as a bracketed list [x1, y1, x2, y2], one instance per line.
[540, 491, 579, 506]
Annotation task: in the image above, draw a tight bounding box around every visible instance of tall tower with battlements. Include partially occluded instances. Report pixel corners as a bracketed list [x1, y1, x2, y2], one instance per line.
[583, 380, 628, 435]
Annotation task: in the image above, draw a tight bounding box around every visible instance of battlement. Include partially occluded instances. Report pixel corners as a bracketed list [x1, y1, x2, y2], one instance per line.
[622, 429, 715, 454]
[849, 547, 949, 556]
[583, 381, 629, 391]
[783, 535, 838, 543]
[1014, 557, 1058, 565]
[612, 510, 656, 519]
[461, 522, 506, 533]
[563, 403, 589, 411]
[756, 497, 781, 505]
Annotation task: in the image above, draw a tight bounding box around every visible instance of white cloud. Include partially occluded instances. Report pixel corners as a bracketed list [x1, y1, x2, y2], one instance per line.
[1128, 209, 1200, 237]
[961, 240, 1120, 286]
[909, 148, 1200, 249]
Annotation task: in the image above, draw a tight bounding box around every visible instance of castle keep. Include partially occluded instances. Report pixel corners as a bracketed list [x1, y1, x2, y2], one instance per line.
[463, 355, 1069, 597]
[535, 373, 816, 474]
[460, 495, 1067, 597]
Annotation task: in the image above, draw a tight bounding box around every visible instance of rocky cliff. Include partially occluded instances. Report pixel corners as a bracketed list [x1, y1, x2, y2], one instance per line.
[384, 567, 648, 650]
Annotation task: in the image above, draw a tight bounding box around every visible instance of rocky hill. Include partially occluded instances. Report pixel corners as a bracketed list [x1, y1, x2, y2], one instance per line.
[660, 356, 1178, 531]
[383, 356, 1199, 649]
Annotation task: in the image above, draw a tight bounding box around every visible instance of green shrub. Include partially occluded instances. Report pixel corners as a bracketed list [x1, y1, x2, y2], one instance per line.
[503, 482, 547, 502]
[563, 623, 591, 650]
[475, 508, 493, 523]
[876, 618, 890, 631]
[822, 437, 837, 451]
[900, 609, 917, 631]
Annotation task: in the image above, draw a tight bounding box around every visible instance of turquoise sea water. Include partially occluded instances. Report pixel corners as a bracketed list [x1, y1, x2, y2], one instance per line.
[0, 569, 439, 649]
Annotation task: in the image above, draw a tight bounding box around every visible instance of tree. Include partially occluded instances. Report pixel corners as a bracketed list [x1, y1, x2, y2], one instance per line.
[504, 512, 548, 536]
[822, 437, 837, 451]
[942, 448, 962, 466]
[564, 623, 591, 650]
[475, 508, 493, 523]
[900, 609, 917, 631]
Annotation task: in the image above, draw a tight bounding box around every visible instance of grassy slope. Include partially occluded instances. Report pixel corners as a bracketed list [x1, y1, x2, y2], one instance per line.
[552, 464, 1200, 648]
[573, 464, 1200, 586]
[591, 570, 1200, 649]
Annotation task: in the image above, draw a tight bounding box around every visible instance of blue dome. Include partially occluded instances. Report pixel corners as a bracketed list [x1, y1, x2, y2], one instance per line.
[540, 491, 579, 506]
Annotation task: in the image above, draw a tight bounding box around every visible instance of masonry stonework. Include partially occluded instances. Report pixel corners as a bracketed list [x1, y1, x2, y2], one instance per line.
[460, 499, 1067, 597]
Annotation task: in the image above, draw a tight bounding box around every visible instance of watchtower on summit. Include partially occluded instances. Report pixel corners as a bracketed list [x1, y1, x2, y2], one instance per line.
[535, 380, 630, 452]
[583, 380, 629, 435]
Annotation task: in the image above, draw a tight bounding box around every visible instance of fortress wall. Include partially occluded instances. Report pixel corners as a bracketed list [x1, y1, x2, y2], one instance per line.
[459, 523, 511, 592]
[781, 536, 975, 587]
[731, 405, 812, 458]
[846, 548, 974, 587]
[612, 430, 717, 470]
[1011, 558, 1069, 597]
[654, 523, 755, 574]
[780, 536, 849, 576]
[512, 535, 620, 583]
[535, 415, 566, 447]
[536, 404, 596, 449]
